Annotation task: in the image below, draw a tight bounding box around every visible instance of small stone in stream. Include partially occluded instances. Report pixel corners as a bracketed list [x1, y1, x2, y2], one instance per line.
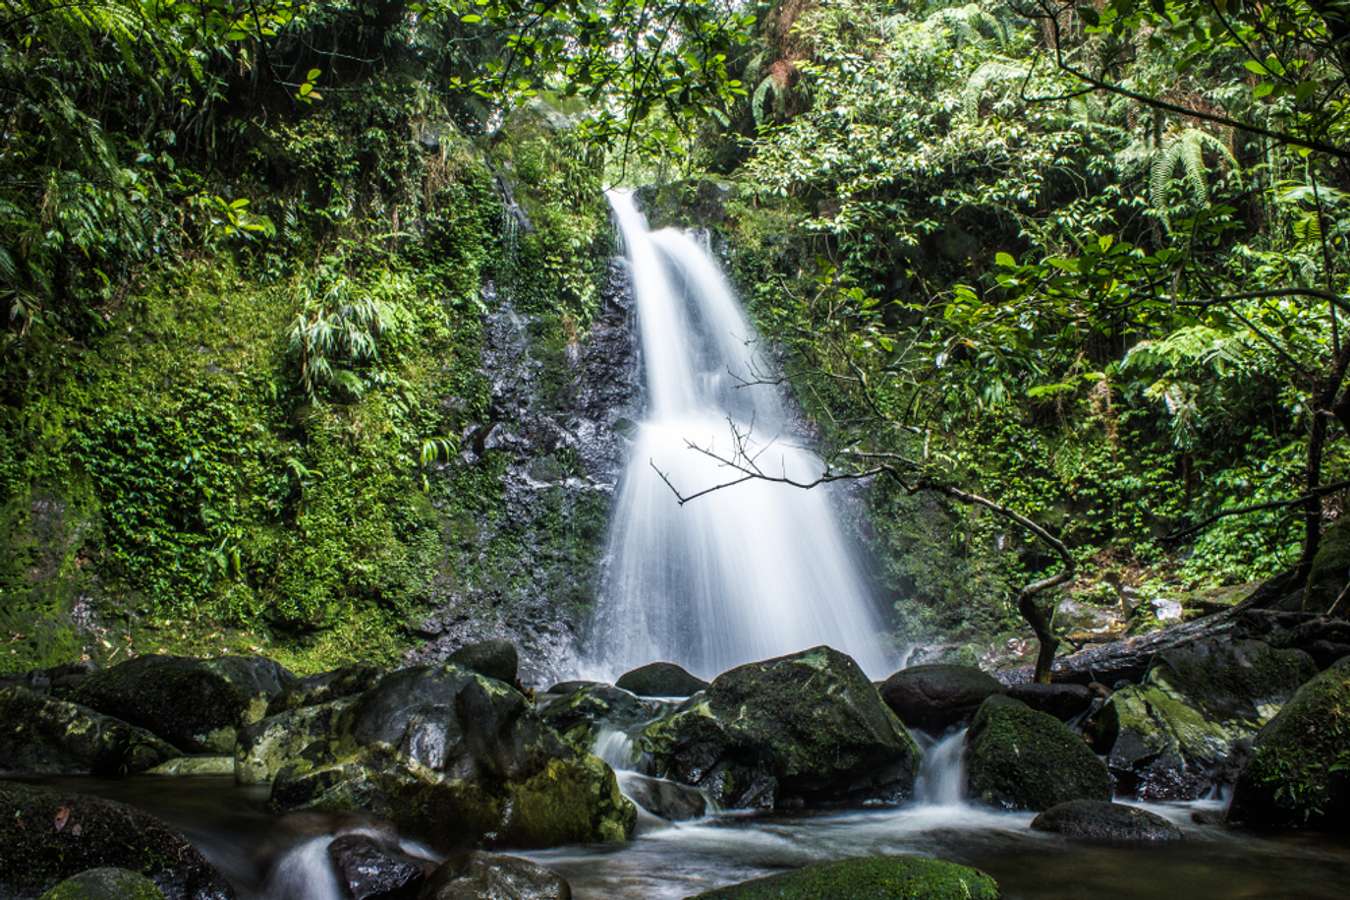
[615, 662, 709, 697]
[327, 833, 425, 900]
[689, 855, 1000, 899]
[0, 781, 234, 899]
[0, 685, 179, 776]
[1031, 800, 1184, 842]
[421, 851, 571, 899]
[619, 772, 706, 821]
[447, 639, 520, 686]
[39, 867, 166, 900]
[966, 695, 1111, 811]
[878, 664, 1004, 731]
[1006, 683, 1094, 721]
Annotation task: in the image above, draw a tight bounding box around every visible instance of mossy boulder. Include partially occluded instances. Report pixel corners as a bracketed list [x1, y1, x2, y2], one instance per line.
[1030, 799, 1183, 842]
[690, 856, 1000, 899]
[1303, 518, 1350, 612]
[0, 781, 233, 899]
[615, 662, 709, 698]
[0, 685, 179, 775]
[265, 665, 383, 716]
[537, 682, 658, 752]
[235, 697, 360, 785]
[263, 664, 635, 849]
[1087, 639, 1314, 800]
[448, 639, 519, 686]
[40, 868, 167, 900]
[878, 664, 1004, 731]
[966, 695, 1110, 811]
[421, 851, 571, 899]
[70, 655, 296, 753]
[638, 646, 921, 809]
[145, 756, 235, 777]
[1229, 657, 1350, 829]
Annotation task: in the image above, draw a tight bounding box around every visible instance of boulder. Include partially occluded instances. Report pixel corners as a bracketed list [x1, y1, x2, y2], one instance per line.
[145, 756, 235, 776]
[689, 856, 1000, 900]
[1030, 800, 1183, 842]
[618, 772, 707, 821]
[39, 868, 166, 900]
[639, 646, 922, 809]
[1087, 639, 1315, 800]
[1054, 597, 1128, 643]
[0, 781, 234, 899]
[615, 662, 708, 698]
[537, 682, 657, 752]
[1303, 518, 1350, 612]
[2, 660, 99, 696]
[421, 851, 571, 900]
[327, 833, 426, 899]
[70, 655, 295, 753]
[878, 664, 1003, 731]
[0, 685, 179, 775]
[235, 696, 358, 786]
[265, 665, 383, 716]
[1005, 683, 1094, 721]
[1229, 658, 1350, 829]
[265, 664, 635, 849]
[448, 639, 520, 687]
[966, 695, 1110, 811]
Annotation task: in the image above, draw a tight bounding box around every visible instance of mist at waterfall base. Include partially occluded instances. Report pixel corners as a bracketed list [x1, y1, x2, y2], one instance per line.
[584, 190, 892, 681]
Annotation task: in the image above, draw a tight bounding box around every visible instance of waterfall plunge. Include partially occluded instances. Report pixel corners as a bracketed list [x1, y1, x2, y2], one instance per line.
[585, 190, 893, 680]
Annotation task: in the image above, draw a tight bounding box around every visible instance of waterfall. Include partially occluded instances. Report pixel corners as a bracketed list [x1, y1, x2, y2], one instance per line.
[585, 189, 893, 680]
[915, 728, 968, 807]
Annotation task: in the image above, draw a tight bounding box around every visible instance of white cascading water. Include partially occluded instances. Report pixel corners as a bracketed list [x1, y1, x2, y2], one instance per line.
[586, 189, 893, 680]
[914, 728, 968, 807]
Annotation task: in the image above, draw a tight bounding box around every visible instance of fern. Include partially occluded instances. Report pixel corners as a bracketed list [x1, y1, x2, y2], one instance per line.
[962, 61, 1029, 118]
[926, 4, 1013, 48]
[1148, 128, 1241, 229]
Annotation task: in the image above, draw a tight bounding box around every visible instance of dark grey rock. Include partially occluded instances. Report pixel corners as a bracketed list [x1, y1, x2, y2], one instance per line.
[616, 662, 709, 698]
[1031, 800, 1183, 842]
[421, 851, 571, 899]
[327, 833, 425, 899]
[1006, 682, 1093, 721]
[0, 685, 179, 775]
[447, 639, 519, 686]
[619, 772, 706, 821]
[879, 664, 1004, 731]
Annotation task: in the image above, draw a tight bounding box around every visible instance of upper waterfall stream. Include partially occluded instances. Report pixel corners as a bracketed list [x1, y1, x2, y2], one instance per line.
[585, 190, 892, 680]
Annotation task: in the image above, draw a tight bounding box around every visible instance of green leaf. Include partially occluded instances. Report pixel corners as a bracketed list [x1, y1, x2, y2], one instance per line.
[995, 251, 1016, 268]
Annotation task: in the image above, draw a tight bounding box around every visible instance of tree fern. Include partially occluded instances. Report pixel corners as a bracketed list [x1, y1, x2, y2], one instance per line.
[962, 61, 1028, 118]
[1149, 128, 1241, 229]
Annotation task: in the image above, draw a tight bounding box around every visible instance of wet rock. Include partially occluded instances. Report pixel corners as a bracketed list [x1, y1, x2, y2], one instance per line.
[1302, 518, 1350, 612]
[0, 781, 234, 899]
[1087, 638, 1315, 800]
[235, 696, 359, 786]
[327, 833, 426, 900]
[618, 772, 707, 821]
[966, 695, 1110, 811]
[688, 855, 1000, 899]
[421, 851, 571, 899]
[1005, 683, 1093, 721]
[70, 655, 295, 753]
[1229, 657, 1350, 829]
[1055, 598, 1128, 643]
[145, 756, 235, 776]
[448, 639, 519, 686]
[1030, 799, 1183, 842]
[266, 664, 635, 849]
[2, 660, 99, 696]
[615, 662, 709, 698]
[39, 867, 166, 900]
[537, 682, 657, 752]
[634, 179, 733, 230]
[0, 685, 179, 775]
[266, 665, 383, 716]
[639, 646, 922, 809]
[879, 664, 1004, 731]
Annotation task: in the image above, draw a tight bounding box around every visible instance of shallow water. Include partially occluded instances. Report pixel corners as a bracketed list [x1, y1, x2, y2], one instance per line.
[9, 774, 1350, 899]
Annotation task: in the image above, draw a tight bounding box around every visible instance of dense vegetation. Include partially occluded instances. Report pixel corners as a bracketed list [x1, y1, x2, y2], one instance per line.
[2, 0, 1347, 674]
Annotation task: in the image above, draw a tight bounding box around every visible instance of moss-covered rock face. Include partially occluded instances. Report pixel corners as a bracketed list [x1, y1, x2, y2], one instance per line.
[264, 665, 384, 717]
[0, 685, 178, 775]
[690, 856, 1000, 900]
[878, 664, 1004, 732]
[1304, 519, 1350, 612]
[0, 782, 233, 899]
[39, 867, 167, 900]
[1030, 799, 1183, 842]
[447, 639, 520, 686]
[1087, 638, 1315, 800]
[638, 646, 922, 809]
[537, 682, 658, 754]
[966, 695, 1111, 811]
[1229, 658, 1350, 829]
[70, 655, 295, 753]
[259, 664, 635, 849]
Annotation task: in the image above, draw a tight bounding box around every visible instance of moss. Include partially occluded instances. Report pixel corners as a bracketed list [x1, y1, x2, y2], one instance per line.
[1230, 658, 1350, 829]
[40, 868, 166, 900]
[502, 755, 636, 847]
[0, 686, 178, 775]
[967, 695, 1111, 811]
[1305, 519, 1350, 612]
[690, 856, 1000, 900]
